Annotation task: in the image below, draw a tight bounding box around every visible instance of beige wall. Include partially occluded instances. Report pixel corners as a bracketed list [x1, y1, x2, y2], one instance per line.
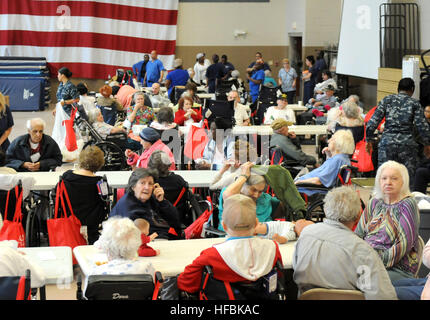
[305, 0, 343, 47]
[176, 0, 289, 46]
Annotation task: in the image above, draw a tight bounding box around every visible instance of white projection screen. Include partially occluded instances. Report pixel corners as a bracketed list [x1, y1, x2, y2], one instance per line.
[336, 0, 390, 79]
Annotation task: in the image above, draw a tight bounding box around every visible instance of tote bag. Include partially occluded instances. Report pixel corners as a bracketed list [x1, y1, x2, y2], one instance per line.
[62, 106, 78, 152]
[47, 180, 87, 264]
[183, 120, 209, 161]
[351, 128, 374, 173]
[0, 186, 25, 248]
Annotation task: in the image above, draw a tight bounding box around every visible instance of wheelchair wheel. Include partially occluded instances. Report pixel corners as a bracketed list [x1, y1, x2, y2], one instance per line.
[25, 207, 41, 247]
[85, 141, 126, 171]
[305, 198, 325, 223]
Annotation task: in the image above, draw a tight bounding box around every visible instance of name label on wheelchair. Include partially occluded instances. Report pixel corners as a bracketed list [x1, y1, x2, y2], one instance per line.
[97, 181, 109, 197]
[262, 269, 277, 294]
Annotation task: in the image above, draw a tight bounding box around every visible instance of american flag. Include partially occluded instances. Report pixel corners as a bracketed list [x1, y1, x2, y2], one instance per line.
[0, 0, 178, 79]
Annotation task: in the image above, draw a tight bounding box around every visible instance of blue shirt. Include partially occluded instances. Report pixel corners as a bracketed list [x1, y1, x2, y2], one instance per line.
[278, 67, 298, 92]
[297, 153, 350, 196]
[145, 59, 166, 83]
[217, 187, 280, 231]
[249, 69, 265, 98]
[166, 69, 189, 96]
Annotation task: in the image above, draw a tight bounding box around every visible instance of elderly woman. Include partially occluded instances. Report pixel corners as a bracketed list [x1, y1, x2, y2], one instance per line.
[278, 59, 298, 104]
[355, 161, 421, 282]
[174, 96, 202, 126]
[147, 150, 190, 225]
[109, 168, 181, 239]
[61, 146, 108, 244]
[86, 217, 156, 296]
[334, 100, 365, 144]
[209, 139, 259, 191]
[88, 108, 127, 140]
[150, 106, 181, 147]
[96, 85, 123, 126]
[217, 162, 281, 231]
[126, 91, 154, 127]
[295, 129, 355, 196]
[124, 127, 176, 171]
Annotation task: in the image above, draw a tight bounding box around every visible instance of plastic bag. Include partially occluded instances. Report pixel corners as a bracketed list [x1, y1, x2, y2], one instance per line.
[159, 276, 180, 300]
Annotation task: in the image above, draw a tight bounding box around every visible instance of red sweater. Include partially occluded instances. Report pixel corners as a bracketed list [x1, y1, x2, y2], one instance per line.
[177, 242, 282, 294]
[174, 108, 202, 126]
[137, 234, 157, 257]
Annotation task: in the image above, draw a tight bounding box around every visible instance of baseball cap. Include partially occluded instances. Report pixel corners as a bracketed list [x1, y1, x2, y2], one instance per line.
[271, 118, 294, 131]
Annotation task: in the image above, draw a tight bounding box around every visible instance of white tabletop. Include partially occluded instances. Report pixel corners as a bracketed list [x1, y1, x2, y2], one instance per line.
[97, 170, 218, 189]
[74, 238, 295, 277]
[196, 93, 215, 100]
[19, 246, 74, 285]
[287, 104, 308, 112]
[232, 125, 328, 136]
[18, 170, 218, 191]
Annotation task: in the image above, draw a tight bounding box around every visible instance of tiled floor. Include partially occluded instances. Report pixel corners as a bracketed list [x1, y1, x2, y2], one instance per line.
[10, 105, 372, 300]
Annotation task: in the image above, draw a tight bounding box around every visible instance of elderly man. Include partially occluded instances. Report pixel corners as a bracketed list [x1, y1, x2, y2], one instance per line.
[165, 58, 189, 98]
[6, 118, 62, 172]
[227, 90, 250, 126]
[148, 83, 170, 110]
[264, 93, 296, 125]
[177, 193, 283, 297]
[293, 186, 398, 300]
[270, 119, 316, 167]
[144, 50, 166, 87]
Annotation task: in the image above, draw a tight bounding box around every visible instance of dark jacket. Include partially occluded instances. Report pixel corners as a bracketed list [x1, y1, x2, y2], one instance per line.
[109, 192, 181, 239]
[5, 134, 62, 172]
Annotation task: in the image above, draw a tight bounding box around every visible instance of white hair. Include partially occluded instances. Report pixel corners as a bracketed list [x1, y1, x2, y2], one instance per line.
[97, 217, 141, 260]
[342, 100, 360, 120]
[88, 108, 101, 124]
[372, 161, 411, 200]
[323, 186, 362, 223]
[332, 129, 355, 155]
[26, 118, 46, 130]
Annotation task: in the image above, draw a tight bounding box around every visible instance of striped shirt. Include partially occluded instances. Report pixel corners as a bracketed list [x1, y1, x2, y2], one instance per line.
[355, 196, 420, 277]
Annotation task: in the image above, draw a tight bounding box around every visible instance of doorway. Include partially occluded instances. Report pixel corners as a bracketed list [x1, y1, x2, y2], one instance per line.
[288, 34, 303, 103]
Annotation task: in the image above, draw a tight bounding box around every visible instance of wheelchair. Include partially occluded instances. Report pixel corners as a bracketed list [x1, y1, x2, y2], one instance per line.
[250, 85, 279, 125]
[0, 269, 31, 300]
[267, 146, 307, 179]
[198, 261, 286, 300]
[76, 272, 163, 300]
[297, 164, 363, 222]
[75, 114, 127, 171]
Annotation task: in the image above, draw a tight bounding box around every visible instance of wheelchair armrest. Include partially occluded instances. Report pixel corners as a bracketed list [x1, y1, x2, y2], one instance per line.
[295, 183, 329, 191]
[155, 271, 163, 284]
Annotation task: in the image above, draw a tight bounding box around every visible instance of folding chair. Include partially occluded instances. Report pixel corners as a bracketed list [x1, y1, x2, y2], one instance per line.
[299, 288, 365, 300]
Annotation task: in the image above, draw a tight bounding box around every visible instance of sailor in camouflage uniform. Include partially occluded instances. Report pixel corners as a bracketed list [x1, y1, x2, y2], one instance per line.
[365, 78, 430, 183]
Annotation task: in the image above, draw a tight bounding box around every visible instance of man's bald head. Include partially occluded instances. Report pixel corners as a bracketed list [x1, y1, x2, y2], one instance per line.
[222, 194, 257, 236]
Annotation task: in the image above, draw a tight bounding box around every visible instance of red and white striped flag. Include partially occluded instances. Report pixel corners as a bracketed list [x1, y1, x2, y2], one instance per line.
[0, 0, 178, 79]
